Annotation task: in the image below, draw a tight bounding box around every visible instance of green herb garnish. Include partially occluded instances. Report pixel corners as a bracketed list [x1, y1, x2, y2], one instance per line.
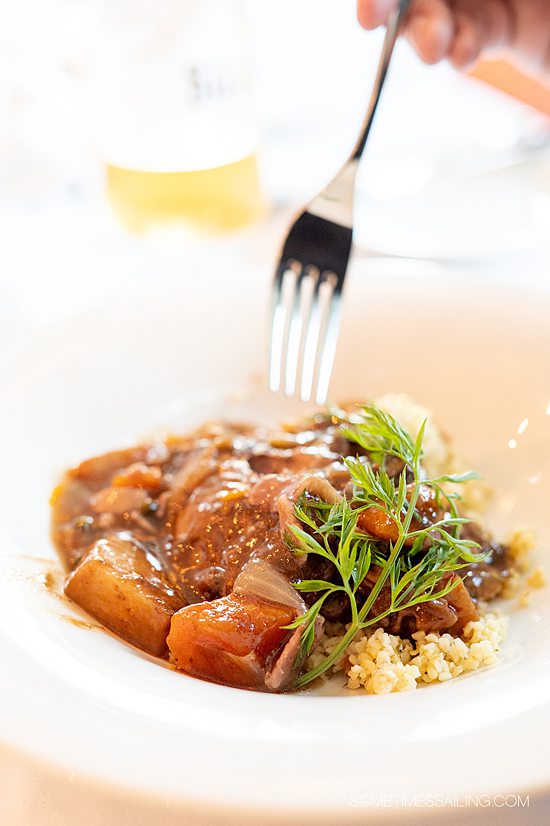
[286, 404, 487, 689]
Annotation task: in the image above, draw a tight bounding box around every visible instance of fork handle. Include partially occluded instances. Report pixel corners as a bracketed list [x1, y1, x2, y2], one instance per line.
[311, 0, 412, 223]
[351, 0, 413, 161]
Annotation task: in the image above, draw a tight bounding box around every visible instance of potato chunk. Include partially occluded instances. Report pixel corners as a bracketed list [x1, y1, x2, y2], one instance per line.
[64, 535, 183, 656]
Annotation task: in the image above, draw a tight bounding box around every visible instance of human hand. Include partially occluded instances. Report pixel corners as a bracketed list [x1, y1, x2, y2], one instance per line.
[357, 1, 550, 73]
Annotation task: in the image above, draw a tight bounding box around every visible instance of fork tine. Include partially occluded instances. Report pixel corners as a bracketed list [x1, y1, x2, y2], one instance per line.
[284, 267, 317, 397]
[314, 274, 343, 405]
[267, 263, 287, 393]
[299, 276, 323, 403]
[268, 262, 297, 393]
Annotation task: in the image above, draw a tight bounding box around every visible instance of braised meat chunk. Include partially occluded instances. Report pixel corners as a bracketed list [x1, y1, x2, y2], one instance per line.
[51, 406, 514, 692]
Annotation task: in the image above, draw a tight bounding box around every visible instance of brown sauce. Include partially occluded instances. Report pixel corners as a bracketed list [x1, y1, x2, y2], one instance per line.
[50, 415, 513, 691]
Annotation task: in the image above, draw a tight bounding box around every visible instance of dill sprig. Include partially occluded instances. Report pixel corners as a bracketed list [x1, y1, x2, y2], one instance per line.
[286, 404, 487, 689]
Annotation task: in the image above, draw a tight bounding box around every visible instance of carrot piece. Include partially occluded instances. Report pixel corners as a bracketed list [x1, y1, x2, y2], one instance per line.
[167, 594, 297, 689]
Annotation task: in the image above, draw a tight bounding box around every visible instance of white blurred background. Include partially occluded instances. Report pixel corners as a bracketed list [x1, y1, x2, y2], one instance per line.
[1, 0, 550, 337]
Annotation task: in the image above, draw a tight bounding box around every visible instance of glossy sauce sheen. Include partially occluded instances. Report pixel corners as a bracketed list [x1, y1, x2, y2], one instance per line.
[51, 416, 512, 691]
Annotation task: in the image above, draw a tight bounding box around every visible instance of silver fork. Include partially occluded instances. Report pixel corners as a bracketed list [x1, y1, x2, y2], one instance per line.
[268, 0, 412, 405]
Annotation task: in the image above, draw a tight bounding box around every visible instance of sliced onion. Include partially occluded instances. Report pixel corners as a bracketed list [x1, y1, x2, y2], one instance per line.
[90, 486, 149, 514]
[233, 558, 305, 612]
[265, 613, 325, 691]
[295, 475, 341, 504]
[277, 474, 342, 554]
[169, 447, 216, 498]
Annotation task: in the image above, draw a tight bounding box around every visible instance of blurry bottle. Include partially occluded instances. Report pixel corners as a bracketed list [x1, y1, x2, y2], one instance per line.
[91, 0, 264, 232]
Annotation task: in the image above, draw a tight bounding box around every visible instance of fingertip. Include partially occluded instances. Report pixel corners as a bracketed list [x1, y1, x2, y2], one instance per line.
[357, 0, 395, 30]
[407, 13, 453, 65]
[448, 24, 483, 70]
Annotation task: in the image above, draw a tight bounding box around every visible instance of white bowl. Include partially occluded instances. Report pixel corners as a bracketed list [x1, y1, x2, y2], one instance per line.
[0, 262, 549, 824]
